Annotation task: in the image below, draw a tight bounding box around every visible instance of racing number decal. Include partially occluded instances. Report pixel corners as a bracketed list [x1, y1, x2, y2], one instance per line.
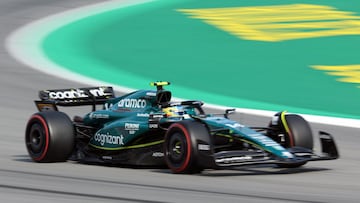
[178, 4, 360, 42]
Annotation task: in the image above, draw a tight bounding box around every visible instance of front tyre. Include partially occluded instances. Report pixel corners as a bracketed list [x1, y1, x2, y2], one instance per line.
[25, 111, 75, 162]
[269, 112, 314, 168]
[164, 121, 209, 174]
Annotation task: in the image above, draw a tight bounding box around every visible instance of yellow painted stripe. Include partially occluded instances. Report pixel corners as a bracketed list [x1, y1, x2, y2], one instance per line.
[312, 64, 360, 85]
[178, 4, 360, 42]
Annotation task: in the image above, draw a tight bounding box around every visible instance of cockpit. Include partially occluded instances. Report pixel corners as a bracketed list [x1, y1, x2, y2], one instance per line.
[152, 81, 205, 118]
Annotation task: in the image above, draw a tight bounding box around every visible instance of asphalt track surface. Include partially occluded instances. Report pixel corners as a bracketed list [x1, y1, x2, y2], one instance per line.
[1, 1, 360, 202]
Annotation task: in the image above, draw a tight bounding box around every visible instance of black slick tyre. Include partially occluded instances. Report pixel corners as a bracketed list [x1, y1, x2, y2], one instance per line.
[278, 113, 314, 168]
[284, 114, 313, 149]
[25, 111, 75, 162]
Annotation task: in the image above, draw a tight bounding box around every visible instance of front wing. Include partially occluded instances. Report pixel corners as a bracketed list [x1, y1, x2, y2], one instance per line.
[212, 131, 339, 167]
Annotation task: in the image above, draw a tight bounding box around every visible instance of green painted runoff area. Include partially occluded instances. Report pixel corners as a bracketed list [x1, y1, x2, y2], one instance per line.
[42, 0, 360, 119]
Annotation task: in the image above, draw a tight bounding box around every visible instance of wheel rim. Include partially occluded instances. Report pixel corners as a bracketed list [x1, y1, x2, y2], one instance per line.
[167, 132, 187, 165]
[26, 123, 45, 156]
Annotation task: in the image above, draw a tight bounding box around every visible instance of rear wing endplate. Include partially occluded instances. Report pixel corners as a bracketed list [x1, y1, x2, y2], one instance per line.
[35, 87, 115, 111]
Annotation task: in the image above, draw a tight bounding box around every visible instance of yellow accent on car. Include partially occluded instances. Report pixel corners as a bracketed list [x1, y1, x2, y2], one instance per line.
[280, 111, 291, 136]
[89, 140, 164, 151]
[150, 81, 170, 87]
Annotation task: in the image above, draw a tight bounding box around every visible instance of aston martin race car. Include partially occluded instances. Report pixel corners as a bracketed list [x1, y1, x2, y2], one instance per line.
[25, 82, 339, 173]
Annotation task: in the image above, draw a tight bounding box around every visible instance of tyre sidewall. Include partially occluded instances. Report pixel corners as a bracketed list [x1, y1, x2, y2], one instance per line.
[285, 114, 313, 149]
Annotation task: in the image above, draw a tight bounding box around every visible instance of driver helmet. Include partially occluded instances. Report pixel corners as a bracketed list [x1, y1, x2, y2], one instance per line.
[162, 105, 185, 117]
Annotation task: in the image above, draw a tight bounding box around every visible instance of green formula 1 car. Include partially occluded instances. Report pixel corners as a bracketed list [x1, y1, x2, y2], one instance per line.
[25, 82, 338, 173]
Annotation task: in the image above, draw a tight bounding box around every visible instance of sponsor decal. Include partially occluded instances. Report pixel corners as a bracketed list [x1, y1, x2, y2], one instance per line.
[151, 114, 164, 118]
[89, 112, 109, 119]
[216, 156, 252, 163]
[48, 87, 112, 100]
[125, 123, 139, 134]
[49, 89, 87, 99]
[146, 92, 156, 96]
[137, 113, 149, 117]
[149, 124, 158, 129]
[152, 152, 164, 157]
[226, 123, 244, 129]
[102, 156, 113, 160]
[94, 132, 124, 146]
[88, 87, 112, 97]
[198, 144, 210, 151]
[118, 99, 147, 108]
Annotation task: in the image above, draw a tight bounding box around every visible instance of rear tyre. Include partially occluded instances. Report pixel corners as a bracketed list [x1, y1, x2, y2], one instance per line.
[164, 121, 209, 174]
[25, 111, 75, 162]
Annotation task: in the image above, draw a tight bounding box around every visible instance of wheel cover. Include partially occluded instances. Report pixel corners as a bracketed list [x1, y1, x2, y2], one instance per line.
[167, 132, 187, 165]
[26, 123, 46, 156]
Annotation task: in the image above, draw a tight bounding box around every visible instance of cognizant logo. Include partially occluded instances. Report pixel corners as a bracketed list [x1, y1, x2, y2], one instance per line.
[94, 132, 124, 146]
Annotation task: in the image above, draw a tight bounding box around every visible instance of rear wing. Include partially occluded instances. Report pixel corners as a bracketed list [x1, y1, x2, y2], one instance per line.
[35, 87, 115, 111]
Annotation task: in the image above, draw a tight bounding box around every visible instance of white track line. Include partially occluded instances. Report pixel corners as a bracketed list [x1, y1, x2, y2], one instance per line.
[6, 0, 153, 93]
[5, 0, 360, 128]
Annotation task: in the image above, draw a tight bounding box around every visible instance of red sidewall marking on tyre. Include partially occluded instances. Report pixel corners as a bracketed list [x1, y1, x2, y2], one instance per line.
[286, 122, 295, 147]
[30, 115, 50, 161]
[168, 123, 192, 173]
[288, 128, 295, 147]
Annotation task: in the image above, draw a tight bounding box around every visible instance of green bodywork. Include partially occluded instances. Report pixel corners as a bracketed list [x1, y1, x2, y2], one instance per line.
[83, 88, 293, 159]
